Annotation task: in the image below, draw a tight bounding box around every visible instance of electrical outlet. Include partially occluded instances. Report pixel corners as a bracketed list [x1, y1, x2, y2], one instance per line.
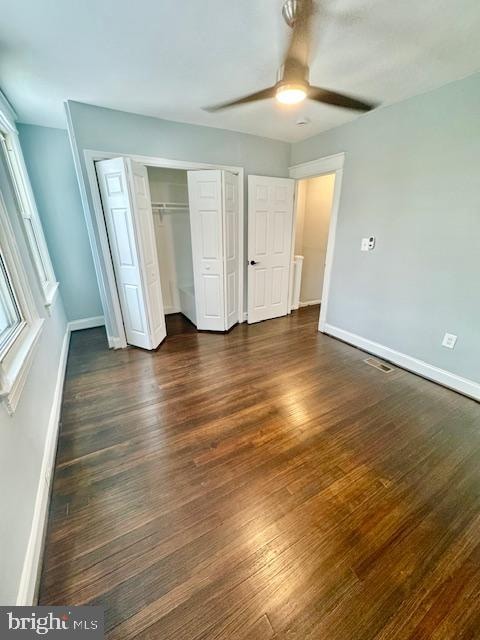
[442, 333, 457, 349]
[361, 238, 369, 251]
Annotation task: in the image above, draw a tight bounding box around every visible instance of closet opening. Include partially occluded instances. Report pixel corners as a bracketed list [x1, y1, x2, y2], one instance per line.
[147, 167, 197, 335]
[94, 154, 243, 350]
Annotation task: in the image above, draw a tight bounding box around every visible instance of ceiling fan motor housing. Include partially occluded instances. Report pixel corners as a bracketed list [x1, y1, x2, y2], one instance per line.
[277, 58, 310, 89]
[282, 0, 298, 28]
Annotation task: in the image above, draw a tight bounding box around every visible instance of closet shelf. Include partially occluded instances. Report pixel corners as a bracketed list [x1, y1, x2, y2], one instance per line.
[151, 202, 189, 213]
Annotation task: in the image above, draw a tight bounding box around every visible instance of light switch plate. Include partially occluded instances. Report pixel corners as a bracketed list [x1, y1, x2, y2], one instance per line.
[361, 237, 376, 251]
[442, 333, 458, 349]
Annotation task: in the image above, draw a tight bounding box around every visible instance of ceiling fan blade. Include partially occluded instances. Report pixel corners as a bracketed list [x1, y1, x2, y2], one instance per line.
[283, 0, 315, 81]
[203, 87, 276, 112]
[309, 86, 378, 111]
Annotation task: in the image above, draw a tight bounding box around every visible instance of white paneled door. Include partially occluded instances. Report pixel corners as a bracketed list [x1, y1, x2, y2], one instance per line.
[96, 157, 166, 350]
[247, 175, 295, 324]
[222, 170, 240, 330]
[187, 170, 239, 331]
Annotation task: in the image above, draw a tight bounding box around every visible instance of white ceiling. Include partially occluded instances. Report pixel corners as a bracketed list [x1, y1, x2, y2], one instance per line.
[0, 0, 479, 142]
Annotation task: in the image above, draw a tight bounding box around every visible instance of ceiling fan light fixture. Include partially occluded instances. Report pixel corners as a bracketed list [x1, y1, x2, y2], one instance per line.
[203, 1, 377, 115]
[276, 83, 307, 105]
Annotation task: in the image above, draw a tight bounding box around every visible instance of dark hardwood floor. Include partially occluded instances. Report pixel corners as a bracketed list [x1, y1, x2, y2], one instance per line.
[40, 306, 480, 639]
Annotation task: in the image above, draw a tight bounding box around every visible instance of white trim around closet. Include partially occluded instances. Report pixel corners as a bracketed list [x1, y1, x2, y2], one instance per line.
[84, 149, 245, 349]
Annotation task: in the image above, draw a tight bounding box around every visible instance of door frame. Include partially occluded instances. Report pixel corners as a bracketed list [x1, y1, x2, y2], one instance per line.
[84, 149, 244, 348]
[288, 152, 345, 332]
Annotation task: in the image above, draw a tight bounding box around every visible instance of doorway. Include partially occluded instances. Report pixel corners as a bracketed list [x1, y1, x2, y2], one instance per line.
[291, 173, 336, 320]
[147, 167, 196, 328]
[94, 156, 242, 349]
[245, 164, 342, 332]
[288, 152, 345, 332]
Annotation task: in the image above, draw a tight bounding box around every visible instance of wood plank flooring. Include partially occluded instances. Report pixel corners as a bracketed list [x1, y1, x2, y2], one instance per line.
[39, 307, 480, 639]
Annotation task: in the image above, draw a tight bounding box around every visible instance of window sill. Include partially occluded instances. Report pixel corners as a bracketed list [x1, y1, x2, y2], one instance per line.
[0, 318, 44, 414]
[43, 281, 60, 316]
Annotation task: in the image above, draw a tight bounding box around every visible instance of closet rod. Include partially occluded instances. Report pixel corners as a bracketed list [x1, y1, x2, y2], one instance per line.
[151, 202, 189, 212]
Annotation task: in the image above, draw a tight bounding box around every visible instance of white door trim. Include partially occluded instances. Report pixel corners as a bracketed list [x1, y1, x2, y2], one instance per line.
[84, 149, 244, 348]
[289, 152, 345, 179]
[288, 152, 345, 333]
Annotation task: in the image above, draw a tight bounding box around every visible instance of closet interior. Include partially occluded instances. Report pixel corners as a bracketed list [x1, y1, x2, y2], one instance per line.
[147, 167, 197, 328]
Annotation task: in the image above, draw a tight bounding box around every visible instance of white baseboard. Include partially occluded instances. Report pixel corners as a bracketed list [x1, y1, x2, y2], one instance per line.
[67, 315, 105, 332]
[299, 299, 321, 308]
[16, 327, 71, 605]
[323, 323, 480, 401]
[164, 307, 180, 315]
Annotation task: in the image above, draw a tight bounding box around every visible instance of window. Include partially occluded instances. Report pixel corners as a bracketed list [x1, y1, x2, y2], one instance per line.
[0, 93, 45, 413]
[0, 252, 22, 354]
[0, 133, 58, 309]
[0, 186, 44, 414]
[0, 92, 58, 310]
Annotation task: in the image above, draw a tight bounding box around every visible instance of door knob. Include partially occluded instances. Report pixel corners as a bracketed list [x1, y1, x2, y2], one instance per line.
[250, 260, 259, 266]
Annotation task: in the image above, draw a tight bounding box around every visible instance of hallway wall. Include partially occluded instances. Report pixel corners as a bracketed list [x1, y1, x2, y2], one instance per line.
[295, 174, 335, 304]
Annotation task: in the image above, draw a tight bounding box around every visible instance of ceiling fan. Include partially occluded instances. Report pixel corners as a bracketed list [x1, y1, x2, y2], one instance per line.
[204, 0, 377, 113]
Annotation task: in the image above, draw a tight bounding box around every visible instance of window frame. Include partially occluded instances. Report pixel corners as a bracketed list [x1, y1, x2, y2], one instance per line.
[0, 92, 46, 413]
[0, 187, 43, 414]
[0, 93, 59, 312]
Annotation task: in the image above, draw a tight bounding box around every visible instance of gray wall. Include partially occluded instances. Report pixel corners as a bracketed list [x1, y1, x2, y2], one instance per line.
[297, 174, 335, 304]
[291, 72, 480, 383]
[66, 100, 291, 339]
[18, 124, 102, 322]
[67, 101, 290, 175]
[0, 143, 67, 604]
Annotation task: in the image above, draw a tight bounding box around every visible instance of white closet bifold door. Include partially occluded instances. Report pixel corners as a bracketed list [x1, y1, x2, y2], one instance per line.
[96, 157, 166, 349]
[187, 169, 239, 331]
[222, 170, 239, 330]
[187, 170, 225, 331]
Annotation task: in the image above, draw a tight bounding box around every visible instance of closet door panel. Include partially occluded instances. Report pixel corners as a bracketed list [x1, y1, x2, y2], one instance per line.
[96, 159, 149, 348]
[187, 170, 226, 331]
[222, 170, 239, 329]
[203, 274, 222, 318]
[127, 159, 167, 347]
